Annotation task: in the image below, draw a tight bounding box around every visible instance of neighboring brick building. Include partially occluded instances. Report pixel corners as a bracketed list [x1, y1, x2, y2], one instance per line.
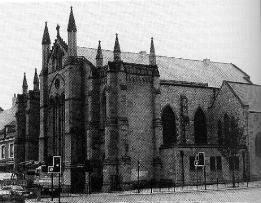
[15, 70, 40, 173]
[11, 7, 257, 192]
[0, 99, 16, 172]
[0, 70, 40, 175]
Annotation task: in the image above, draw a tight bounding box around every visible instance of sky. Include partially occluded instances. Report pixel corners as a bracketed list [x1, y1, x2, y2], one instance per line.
[0, 0, 260, 109]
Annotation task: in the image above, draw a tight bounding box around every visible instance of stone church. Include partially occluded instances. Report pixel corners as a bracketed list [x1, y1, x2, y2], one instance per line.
[8, 7, 260, 192]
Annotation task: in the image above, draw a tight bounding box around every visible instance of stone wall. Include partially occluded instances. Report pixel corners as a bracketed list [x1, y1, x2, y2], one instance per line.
[248, 112, 261, 179]
[208, 82, 247, 144]
[160, 146, 245, 184]
[126, 79, 154, 181]
[160, 83, 216, 144]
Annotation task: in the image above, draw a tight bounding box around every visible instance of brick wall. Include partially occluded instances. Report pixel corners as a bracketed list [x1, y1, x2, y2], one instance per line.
[160, 83, 215, 144]
[126, 80, 154, 180]
[248, 112, 261, 179]
[208, 82, 247, 144]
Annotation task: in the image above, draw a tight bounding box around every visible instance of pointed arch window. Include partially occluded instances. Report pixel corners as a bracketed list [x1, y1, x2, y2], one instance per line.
[100, 91, 107, 129]
[162, 105, 177, 146]
[218, 120, 223, 145]
[224, 113, 230, 139]
[255, 132, 261, 158]
[194, 107, 207, 144]
[47, 94, 65, 163]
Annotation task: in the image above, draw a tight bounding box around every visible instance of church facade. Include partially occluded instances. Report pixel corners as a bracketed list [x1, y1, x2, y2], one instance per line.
[6, 7, 259, 192]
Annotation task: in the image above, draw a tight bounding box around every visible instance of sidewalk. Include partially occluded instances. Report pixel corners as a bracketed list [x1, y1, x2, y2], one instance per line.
[25, 180, 261, 203]
[120, 180, 261, 195]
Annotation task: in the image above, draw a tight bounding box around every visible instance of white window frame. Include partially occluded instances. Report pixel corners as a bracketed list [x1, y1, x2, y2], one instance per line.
[9, 143, 14, 158]
[0, 144, 6, 160]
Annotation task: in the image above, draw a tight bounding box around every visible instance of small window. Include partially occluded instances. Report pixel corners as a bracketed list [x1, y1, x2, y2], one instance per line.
[216, 156, 222, 171]
[9, 143, 14, 158]
[189, 156, 195, 171]
[210, 157, 216, 171]
[229, 156, 239, 171]
[0, 145, 6, 159]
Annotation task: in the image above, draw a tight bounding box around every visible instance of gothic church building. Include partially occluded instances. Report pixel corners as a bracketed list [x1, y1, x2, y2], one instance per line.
[30, 7, 261, 192]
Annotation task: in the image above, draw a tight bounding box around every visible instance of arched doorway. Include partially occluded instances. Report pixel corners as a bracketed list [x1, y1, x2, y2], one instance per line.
[162, 105, 177, 146]
[194, 107, 207, 144]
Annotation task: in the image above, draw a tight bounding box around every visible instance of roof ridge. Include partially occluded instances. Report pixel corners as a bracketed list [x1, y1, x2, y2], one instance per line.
[226, 80, 261, 87]
[77, 46, 235, 65]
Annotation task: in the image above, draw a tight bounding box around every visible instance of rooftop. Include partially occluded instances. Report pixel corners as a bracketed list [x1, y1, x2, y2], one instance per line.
[77, 47, 251, 88]
[0, 105, 17, 131]
[227, 82, 261, 113]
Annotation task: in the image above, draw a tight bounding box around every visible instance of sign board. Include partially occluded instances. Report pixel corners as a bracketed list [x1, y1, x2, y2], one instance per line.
[47, 156, 61, 174]
[195, 152, 205, 167]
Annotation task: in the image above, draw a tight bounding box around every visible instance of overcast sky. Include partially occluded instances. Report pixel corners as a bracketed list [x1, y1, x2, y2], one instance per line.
[0, 0, 260, 109]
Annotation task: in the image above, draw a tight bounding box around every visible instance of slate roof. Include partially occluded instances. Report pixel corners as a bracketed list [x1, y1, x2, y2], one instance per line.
[227, 82, 261, 113]
[77, 47, 251, 88]
[0, 105, 17, 131]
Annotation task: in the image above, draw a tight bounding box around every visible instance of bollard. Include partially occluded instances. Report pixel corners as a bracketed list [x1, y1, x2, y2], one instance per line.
[216, 178, 218, 189]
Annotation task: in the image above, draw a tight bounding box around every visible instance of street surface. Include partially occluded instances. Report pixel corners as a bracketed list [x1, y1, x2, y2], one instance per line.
[26, 186, 261, 203]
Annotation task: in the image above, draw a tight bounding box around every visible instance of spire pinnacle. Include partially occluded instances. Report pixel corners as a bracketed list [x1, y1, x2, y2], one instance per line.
[56, 24, 60, 37]
[67, 6, 77, 32]
[96, 40, 103, 67]
[42, 22, 51, 45]
[22, 73, 28, 94]
[33, 68, 39, 91]
[113, 33, 121, 62]
[149, 37, 156, 65]
[96, 40, 103, 59]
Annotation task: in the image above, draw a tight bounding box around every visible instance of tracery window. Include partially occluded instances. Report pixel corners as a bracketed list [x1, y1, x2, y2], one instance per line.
[224, 113, 230, 139]
[255, 132, 261, 158]
[100, 91, 106, 129]
[48, 94, 65, 160]
[194, 107, 207, 144]
[162, 105, 177, 146]
[218, 120, 223, 145]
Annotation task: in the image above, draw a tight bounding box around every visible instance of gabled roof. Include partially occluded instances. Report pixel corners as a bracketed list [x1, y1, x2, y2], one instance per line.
[77, 47, 251, 88]
[0, 105, 17, 130]
[226, 82, 261, 113]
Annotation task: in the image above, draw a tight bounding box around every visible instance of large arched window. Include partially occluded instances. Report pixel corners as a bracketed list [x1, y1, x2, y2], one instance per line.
[224, 113, 230, 139]
[255, 132, 261, 158]
[162, 105, 177, 146]
[100, 91, 106, 129]
[218, 120, 223, 145]
[194, 107, 207, 144]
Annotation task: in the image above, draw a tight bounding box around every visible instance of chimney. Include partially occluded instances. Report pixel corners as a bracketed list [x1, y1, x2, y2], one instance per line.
[203, 58, 210, 66]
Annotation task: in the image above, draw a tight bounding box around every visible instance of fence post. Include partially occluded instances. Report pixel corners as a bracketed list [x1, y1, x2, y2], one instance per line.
[150, 179, 153, 194]
[137, 160, 140, 193]
[204, 166, 206, 190]
[196, 167, 198, 190]
[216, 178, 218, 189]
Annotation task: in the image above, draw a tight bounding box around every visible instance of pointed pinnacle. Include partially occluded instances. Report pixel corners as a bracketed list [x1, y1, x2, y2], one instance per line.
[96, 40, 103, 59]
[42, 22, 51, 45]
[33, 68, 39, 84]
[23, 73, 28, 86]
[67, 6, 77, 32]
[56, 24, 60, 37]
[114, 33, 121, 53]
[150, 37, 155, 55]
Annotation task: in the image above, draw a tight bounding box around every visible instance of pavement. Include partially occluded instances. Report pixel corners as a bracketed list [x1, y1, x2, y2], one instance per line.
[25, 180, 261, 203]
